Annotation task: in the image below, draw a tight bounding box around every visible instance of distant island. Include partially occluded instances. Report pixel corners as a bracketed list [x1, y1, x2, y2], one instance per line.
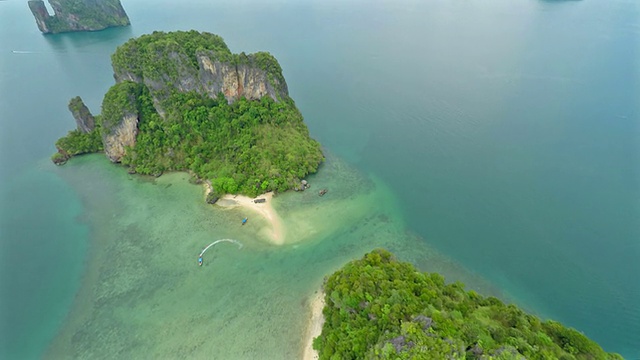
[53, 31, 324, 198]
[309, 249, 622, 359]
[28, 0, 130, 34]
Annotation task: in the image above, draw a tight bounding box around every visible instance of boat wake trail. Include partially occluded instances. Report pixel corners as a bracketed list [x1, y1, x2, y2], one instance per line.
[199, 239, 243, 257]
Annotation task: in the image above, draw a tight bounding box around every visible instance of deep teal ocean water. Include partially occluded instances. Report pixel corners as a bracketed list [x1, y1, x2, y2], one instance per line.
[1, 0, 638, 358]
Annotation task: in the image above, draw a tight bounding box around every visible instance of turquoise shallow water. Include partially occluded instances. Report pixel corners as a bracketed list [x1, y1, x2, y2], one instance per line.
[0, 163, 89, 359]
[45, 153, 492, 359]
[1, 0, 638, 358]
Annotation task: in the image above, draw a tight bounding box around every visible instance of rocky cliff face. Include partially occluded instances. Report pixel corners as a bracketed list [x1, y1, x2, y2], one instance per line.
[98, 81, 141, 163]
[102, 34, 291, 163]
[103, 113, 137, 162]
[113, 50, 288, 107]
[28, 0, 130, 34]
[27, 1, 51, 33]
[68, 96, 95, 133]
[57, 32, 293, 164]
[197, 53, 287, 103]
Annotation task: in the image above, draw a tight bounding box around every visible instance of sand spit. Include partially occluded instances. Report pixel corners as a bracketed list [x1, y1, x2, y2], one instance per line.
[303, 291, 325, 360]
[205, 185, 285, 244]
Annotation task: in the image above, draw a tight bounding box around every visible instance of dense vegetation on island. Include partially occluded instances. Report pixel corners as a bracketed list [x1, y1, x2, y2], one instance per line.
[54, 31, 323, 197]
[28, 0, 130, 34]
[52, 126, 103, 164]
[314, 249, 622, 360]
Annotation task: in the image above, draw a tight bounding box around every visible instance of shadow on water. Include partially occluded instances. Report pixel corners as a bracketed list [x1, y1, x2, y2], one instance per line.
[41, 26, 133, 53]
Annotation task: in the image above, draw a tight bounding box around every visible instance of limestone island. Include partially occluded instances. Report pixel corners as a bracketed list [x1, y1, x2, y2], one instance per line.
[28, 0, 130, 34]
[53, 30, 323, 206]
[306, 249, 623, 360]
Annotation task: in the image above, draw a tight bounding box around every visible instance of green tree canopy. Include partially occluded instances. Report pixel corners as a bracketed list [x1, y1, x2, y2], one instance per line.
[314, 249, 622, 360]
[53, 31, 323, 197]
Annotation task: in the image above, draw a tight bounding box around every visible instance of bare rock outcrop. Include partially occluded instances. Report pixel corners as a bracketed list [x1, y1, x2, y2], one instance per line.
[111, 32, 289, 114]
[99, 81, 141, 163]
[103, 113, 137, 162]
[68, 96, 95, 133]
[27, 1, 51, 33]
[113, 51, 288, 108]
[197, 53, 287, 103]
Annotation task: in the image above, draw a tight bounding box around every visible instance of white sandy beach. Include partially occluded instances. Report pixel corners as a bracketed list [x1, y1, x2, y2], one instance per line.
[205, 184, 285, 244]
[302, 291, 325, 360]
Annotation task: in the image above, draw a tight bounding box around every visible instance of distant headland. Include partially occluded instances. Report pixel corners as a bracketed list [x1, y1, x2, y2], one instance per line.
[28, 0, 130, 34]
[53, 31, 324, 199]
